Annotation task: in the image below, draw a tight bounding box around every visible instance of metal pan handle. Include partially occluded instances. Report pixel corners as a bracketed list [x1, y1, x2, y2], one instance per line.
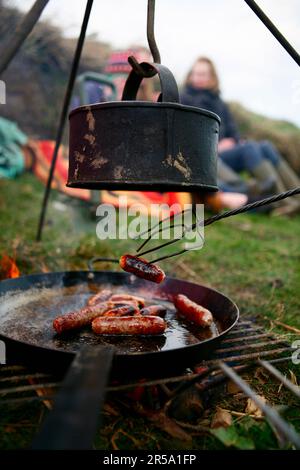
[32, 345, 115, 450]
[122, 61, 180, 104]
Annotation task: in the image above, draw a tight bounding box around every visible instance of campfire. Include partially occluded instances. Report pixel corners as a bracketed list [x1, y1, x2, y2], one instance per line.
[0, 254, 20, 280]
[0, 0, 300, 455]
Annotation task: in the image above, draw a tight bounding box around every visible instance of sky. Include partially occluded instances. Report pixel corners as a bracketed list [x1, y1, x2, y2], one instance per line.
[14, 0, 300, 126]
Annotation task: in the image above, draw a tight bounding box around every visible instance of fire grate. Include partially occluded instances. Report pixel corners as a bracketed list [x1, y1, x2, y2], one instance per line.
[0, 318, 299, 448]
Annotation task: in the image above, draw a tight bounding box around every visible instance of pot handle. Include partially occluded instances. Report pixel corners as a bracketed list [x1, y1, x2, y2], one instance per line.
[122, 61, 180, 104]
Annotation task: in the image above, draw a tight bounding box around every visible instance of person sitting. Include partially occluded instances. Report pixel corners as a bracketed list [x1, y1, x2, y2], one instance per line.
[181, 57, 300, 215]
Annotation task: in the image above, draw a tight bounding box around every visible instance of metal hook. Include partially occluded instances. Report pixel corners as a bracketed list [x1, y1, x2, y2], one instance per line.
[147, 0, 161, 64]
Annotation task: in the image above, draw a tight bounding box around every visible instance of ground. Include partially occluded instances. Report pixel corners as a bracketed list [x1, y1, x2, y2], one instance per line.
[0, 173, 299, 449]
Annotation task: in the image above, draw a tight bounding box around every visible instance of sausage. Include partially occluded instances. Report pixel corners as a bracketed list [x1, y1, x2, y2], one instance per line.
[109, 294, 145, 308]
[140, 305, 167, 317]
[87, 289, 112, 306]
[119, 254, 165, 284]
[53, 302, 112, 334]
[103, 305, 140, 317]
[92, 315, 166, 335]
[174, 294, 213, 328]
[109, 300, 140, 309]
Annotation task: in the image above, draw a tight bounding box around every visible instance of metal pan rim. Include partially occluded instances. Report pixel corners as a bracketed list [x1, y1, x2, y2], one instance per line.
[0, 271, 239, 359]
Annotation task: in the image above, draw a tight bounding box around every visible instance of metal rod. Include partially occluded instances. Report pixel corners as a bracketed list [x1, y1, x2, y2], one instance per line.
[205, 347, 293, 365]
[222, 333, 274, 344]
[107, 355, 293, 394]
[36, 0, 94, 241]
[215, 339, 285, 355]
[0, 358, 296, 402]
[219, 362, 300, 449]
[203, 187, 300, 226]
[137, 187, 300, 261]
[151, 248, 188, 264]
[226, 325, 265, 336]
[147, 0, 161, 63]
[0, 0, 49, 75]
[168, 356, 294, 399]
[0, 373, 51, 384]
[0, 382, 59, 396]
[244, 0, 300, 67]
[136, 209, 194, 252]
[0, 395, 55, 406]
[108, 354, 290, 394]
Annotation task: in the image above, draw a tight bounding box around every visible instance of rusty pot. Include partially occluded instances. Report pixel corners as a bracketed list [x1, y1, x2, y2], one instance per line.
[67, 62, 220, 192]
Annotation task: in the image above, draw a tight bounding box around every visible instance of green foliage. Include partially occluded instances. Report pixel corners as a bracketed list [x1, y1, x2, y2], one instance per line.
[211, 417, 279, 450]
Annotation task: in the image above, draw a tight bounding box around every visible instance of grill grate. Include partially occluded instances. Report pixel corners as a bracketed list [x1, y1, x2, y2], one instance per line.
[0, 318, 299, 448]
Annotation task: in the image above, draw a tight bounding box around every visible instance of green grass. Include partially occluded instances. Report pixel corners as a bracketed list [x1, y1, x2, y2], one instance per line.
[2, 173, 299, 329]
[0, 173, 300, 450]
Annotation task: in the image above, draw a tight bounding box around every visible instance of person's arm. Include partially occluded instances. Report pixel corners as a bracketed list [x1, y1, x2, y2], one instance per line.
[221, 102, 240, 143]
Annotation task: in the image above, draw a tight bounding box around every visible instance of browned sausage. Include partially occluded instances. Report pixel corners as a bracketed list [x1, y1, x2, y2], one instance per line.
[119, 254, 165, 284]
[87, 289, 112, 306]
[53, 302, 112, 334]
[174, 294, 213, 328]
[140, 305, 167, 317]
[92, 315, 166, 335]
[103, 305, 140, 317]
[109, 294, 145, 307]
[109, 300, 140, 309]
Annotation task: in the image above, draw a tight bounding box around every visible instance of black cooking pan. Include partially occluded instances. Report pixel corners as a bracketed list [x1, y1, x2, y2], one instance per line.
[0, 270, 238, 449]
[0, 270, 238, 376]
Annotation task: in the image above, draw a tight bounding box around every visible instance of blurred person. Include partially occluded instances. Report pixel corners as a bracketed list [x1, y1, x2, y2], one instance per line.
[104, 47, 157, 101]
[100, 47, 191, 215]
[181, 57, 300, 215]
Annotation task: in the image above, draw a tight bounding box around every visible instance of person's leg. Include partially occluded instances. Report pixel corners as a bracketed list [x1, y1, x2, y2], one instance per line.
[259, 141, 280, 166]
[220, 141, 278, 195]
[259, 140, 300, 214]
[219, 142, 262, 173]
[260, 141, 300, 190]
[221, 141, 299, 214]
[217, 159, 249, 194]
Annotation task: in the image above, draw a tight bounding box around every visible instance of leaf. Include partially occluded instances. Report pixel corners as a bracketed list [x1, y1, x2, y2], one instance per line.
[245, 396, 266, 417]
[289, 370, 299, 386]
[227, 379, 242, 394]
[254, 367, 269, 384]
[211, 407, 232, 429]
[212, 426, 255, 450]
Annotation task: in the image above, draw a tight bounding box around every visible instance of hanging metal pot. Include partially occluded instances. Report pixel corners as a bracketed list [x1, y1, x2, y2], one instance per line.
[67, 61, 220, 192]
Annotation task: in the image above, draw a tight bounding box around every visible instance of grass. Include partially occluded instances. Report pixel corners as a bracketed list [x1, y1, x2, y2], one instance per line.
[0, 172, 300, 450]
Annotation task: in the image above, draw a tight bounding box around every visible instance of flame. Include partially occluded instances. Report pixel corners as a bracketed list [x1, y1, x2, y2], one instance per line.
[0, 254, 20, 279]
